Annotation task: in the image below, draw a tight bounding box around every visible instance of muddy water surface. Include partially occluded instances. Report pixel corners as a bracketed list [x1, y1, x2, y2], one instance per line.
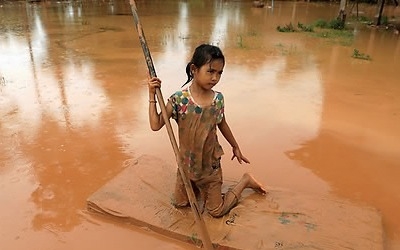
[1, 0, 399, 249]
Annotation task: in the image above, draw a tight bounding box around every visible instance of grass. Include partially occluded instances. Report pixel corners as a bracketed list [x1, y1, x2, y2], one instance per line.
[236, 35, 244, 48]
[189, 232, 201, 246]
[352, 49, 371, 60]
[349, 15, 373, 25]
[312, 29, 354, 46]
[277, 22, 296, 32]
[277, 19, 345, 33]
[235, 29, 259, 49]
[314, 18, 345, 30]
[297, 22, 314, 32]
[274, 43, 298, 56]
[277, 18, 354, 46]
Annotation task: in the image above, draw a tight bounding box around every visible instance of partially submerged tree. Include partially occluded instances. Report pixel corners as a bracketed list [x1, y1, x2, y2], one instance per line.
[374, 0, 397, 26]
[337, 0, 347, 27]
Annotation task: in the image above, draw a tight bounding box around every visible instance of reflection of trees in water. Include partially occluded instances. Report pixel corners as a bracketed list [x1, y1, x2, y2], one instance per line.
[27, 120, 127, 231]
[285, 132, 400, 239]
[284, 31, 400, 238]
[0, 1, 141, 232]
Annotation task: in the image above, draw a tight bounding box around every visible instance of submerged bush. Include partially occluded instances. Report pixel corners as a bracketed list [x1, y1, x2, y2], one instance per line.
[277, 23, 296, 32]
[314, 19, 329, 28]
[329, 18, 345, 30]
[298, 22, 314, 32]
[277, 18, 354, 46]
[352, 49, 371, 60]
[313, 18, 345, 30]
[277, 22, 314, 32]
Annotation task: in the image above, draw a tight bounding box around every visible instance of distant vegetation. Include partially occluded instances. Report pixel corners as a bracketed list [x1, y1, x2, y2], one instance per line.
[277, 18, 354, 46]
[276, 19, 373, 59]
[277, 18, 346, 33]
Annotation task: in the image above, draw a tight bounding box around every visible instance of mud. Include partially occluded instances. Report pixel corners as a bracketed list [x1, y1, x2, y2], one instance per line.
[1, 0, 399, 249]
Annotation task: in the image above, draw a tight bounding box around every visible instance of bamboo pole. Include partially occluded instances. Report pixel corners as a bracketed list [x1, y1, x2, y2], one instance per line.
[128, 1, 214, 249]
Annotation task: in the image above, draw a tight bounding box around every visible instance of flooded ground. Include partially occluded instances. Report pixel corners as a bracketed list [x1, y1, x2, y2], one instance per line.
[1, 0, 399, 249]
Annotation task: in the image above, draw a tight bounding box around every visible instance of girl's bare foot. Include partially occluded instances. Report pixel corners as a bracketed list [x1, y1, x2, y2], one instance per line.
[244, 173, 267, 194]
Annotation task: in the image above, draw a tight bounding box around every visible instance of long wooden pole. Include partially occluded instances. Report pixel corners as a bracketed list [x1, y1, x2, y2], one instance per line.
[129, 1, 214, 249]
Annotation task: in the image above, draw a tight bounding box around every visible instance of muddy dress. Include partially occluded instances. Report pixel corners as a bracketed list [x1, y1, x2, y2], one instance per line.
[169, 86, 239, 217]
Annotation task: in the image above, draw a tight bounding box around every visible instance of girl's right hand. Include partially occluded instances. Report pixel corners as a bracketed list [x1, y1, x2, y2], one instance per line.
[148, 77, 161, 95]
[231, 146, 250, 164]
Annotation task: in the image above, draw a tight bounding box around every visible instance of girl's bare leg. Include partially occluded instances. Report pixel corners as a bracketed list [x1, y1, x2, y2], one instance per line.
[231, 173, 267, 196]
[208, 173, 266, 217]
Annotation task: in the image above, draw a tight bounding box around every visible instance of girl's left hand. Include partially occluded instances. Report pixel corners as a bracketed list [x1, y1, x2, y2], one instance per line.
[231, 147, 250, 164]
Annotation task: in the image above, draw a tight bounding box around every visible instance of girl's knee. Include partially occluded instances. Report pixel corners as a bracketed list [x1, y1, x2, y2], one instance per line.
[206, 201, 230, 217]
[207, 207, 226, 218]
[173, 200, 190, 208]
[173, 191, 189, 207]
[207, 190, 239, 217]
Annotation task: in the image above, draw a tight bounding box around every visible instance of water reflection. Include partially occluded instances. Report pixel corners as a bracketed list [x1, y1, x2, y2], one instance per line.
[156, 0, 189, 87]
[210, 2, 230, 46]
[286, 130, 400, 239]
[0, 1, 124, 232]
[284, 13, 400, 239]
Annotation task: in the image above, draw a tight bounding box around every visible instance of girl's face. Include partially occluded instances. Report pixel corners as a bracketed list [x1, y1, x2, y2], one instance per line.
[192, 59, 224, 90]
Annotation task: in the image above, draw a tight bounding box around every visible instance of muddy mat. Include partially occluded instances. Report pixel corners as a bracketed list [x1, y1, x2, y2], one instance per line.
[87, 155, 383, 249]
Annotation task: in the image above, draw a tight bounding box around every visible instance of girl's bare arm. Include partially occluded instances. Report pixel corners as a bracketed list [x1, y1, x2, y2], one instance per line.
[148, 77, 173, 131]
[218, 116, 250, 164]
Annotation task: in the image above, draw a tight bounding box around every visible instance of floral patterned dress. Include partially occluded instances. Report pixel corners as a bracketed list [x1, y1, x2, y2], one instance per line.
[169, 86, 225, 180]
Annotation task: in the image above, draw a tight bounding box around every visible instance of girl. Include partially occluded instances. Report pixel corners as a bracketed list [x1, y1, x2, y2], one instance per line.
[148, 44, 266, 217]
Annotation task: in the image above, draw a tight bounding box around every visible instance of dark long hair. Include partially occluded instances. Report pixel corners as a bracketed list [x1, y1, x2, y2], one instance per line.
[182, 44, 225, 87]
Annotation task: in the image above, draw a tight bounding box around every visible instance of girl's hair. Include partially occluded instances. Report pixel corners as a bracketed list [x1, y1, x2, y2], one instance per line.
[182, 44, 225, 87]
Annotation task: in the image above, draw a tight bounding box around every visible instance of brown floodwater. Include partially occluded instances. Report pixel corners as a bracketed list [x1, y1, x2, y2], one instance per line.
[1, 0, 399, 249]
